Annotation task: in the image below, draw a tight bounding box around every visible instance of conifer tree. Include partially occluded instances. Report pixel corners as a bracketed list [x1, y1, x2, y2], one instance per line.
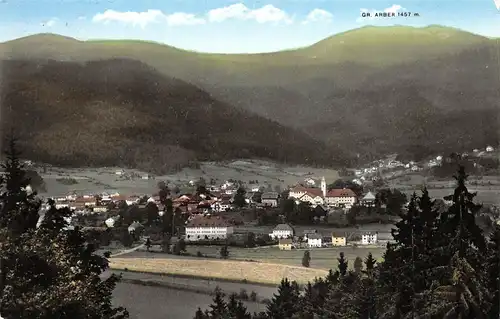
[266, 278, 301, 319]
[485, 224, 500, 318]
[364, 253, 376, 277]
[337, 252, 348, 277]
[439, 166, 486, 265]
[227, 293, 251, 319]
[209, 287, 227, 318]
[376, 192, 425, 317]
[415, 167, 491, 318]
[0, 136, 128, 318]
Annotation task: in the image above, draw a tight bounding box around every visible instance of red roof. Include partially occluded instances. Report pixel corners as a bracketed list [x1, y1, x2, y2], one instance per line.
[326, 188, 357, 198]
[187, 216, 231, 227]
[290, 186, 322, 196]
[305, 189, 323, 197]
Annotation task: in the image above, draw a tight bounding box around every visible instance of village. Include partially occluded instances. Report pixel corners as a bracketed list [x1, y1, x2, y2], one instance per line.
[44, 173, 388, 251]
[37, 143, 499, 256]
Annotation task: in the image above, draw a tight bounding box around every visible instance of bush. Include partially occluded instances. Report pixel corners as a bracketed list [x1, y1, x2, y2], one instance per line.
[196, 251, 203, 257]
[239, 289, 249, 300]
[250, 291, 257, 302]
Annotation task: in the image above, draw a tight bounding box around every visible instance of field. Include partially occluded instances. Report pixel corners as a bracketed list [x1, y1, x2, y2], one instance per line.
[110, 257, 330, 285]
[35, 159, 338, 197]
[181, 246, 386, 270]
[112, 245, 386, 279]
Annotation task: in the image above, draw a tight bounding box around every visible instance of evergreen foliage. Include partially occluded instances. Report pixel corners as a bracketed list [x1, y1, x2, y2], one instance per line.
[0, 136, 128, 318]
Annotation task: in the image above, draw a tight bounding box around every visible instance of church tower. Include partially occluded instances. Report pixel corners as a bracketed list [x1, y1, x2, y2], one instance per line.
[321, 176, 326, 198]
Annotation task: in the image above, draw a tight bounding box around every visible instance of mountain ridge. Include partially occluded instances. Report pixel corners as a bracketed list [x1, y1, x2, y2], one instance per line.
[1, 24, 497, 166]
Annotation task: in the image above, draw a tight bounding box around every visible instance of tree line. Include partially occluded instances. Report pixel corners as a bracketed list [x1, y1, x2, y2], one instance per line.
[195, 166, 500, 318]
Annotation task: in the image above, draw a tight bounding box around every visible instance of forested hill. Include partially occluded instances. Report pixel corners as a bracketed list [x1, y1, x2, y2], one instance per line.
[0, 59, 347, 173]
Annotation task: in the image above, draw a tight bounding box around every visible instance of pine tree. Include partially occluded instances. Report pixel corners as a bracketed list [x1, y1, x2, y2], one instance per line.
[209, 287, 227, 318]
[439, 166, 486, 264]
[227, 293, 251, 319]
[0, 136, 128, 318]
[376, 192, 426, 318]
[485, 224, 500, 318]
[415, 166, 491, 318]
[266, 278, 301, 319]
[364, 253, 376, 276]
[337, 252, 348, 276]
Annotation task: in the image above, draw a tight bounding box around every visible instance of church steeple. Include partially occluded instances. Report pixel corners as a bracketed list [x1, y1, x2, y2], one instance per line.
[321, 176, 326, 198]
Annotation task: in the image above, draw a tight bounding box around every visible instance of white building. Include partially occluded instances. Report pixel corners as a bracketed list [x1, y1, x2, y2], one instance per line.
[325, 189, 357, 208]
[298, 192, 324, 205]
[288, 186, 311, 200]
[55, 202, 69, 209]
[105, 216, 120, 228]
[307, 234, 323, 248]
[185, 216, 234, 241]
[270, 224, 294, 239]
[93, 206, 108, 213]
[361, 232, 378, 245]
[486, 145, 494, 152]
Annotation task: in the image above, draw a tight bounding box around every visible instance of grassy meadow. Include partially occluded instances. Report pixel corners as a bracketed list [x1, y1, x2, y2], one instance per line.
[110, 257, 330, 285]
[181, 246, 386, 270]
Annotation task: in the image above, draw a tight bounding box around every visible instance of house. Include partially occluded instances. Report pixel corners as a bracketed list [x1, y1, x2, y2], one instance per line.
[261, 192, 280, 207]
[361, 191, 376, 207]
[185, 215, 234, 241]
[325, 188, 357, 208]
[307, 233, 322, 248]
[55, 201, 69, 209]
[126, 195, 141, 206]
[486, 145, 494, 152]
[289, 186, 322, 200]
[212, 201, 231, 212]
[93, 206, 108, 213]
[105, 216, 120, 228]
[128, 221, 144, 234]
[303, 229, 318, 240]
[278, 238, 293, 250]
[332, 232, 347, 246]
[270, 223, 294, 239]
[361, 232, 378, 245]
[298, 190, 324, 205]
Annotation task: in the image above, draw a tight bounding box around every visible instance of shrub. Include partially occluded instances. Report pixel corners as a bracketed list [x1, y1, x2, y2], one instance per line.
[250, 291, 257, 302]
[239, 289, 249, 300]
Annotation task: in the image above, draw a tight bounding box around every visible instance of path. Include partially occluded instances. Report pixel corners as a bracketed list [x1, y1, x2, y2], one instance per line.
[110, 244, 146, 257]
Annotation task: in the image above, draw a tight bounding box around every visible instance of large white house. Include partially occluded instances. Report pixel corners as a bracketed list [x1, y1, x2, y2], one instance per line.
[325, 189, 357, 208]
[185, 216, 234, 241]
[270, 224, 294, 239]
[361, 232, 378, 245]
[307, 233, 323, 248]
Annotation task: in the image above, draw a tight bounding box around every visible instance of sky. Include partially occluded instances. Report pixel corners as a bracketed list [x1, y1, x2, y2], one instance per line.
[0, 0, 498, 53]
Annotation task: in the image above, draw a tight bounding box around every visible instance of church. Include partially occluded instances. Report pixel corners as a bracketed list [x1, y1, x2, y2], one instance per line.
[288, 177, 358, 209]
